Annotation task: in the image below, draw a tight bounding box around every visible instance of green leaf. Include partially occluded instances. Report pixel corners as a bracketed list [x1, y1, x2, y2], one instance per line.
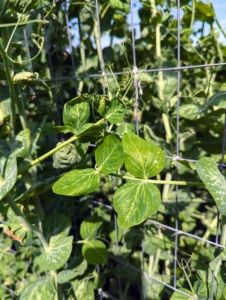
[9, 0, 39, 13]
[77, 119, 106, 143]
[71, 280, 94, 300]
[122, 132, 165, 179]
[34, 235, 73, 271]
[170, 288, 194, 300]
[42, 214, 72, 242]
[5, 206, 37, 244]
[11, 129, 30, 158]
[57, 270, 78, 284]
[52, 168, 100, 196]
[53, 142, 85, 169]
[0, 129, 31, 200]
[172, 104, 205, 120]
[34, 214, 73, 271]
[57, 257, 87, 284]
[0, 155, 17, 200]
[0, 99, 10, 123]
[19, 276, 56, 300]
[209, 248, 226, 273]
[80, 215, 103, 240]
[82, 239, 108, 265]
[105, 97, 125, 124]
[109, 0, 130, 13]
[116, 122, 136, 136]
[207, 91, 226, 108]
[95, 133, 124, 174]
[63, 96, 90, 134]
[113, 180, 161, 229]
[196, 157, 226, 215]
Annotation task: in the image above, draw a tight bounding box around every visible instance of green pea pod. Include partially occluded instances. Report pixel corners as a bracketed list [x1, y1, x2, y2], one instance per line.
[13, 72, 39, 84]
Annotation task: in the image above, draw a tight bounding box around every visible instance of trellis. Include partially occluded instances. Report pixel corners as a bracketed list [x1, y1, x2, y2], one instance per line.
[21, 0, 226, 299]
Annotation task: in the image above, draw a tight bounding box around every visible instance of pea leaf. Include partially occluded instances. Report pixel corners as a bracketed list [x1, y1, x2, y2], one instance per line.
[11, 128, 30, 158]
[42, 214, 72, 242]
[77, 119, 106, 143]
[34, 235, 73, 272]
[113, 180, 161, 229]
[207, 90, 226, 108]
[80, 215, 103, 240]
[105, 97, 125, 124]
[9, 0, 39, 14]
[18, 276, 56, 300]
[0, 129, 31, 200]
[196, 157, 226, 215]
[0, 155, 17, 200]
[95, 133, 124, 174]
[63, 96, 90, 134]
[34, 214, 73, 271]
[82, 239, 108, 265]
[52, 168, 100, 196]
[172, 104, 205, 120]
[170, 288, 194, 300]
[57, 257, 87, 284]
[122, 132, 165, 179]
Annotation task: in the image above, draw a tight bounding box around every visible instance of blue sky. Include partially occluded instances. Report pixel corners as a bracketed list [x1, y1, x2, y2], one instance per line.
[100, 0, 226, 47]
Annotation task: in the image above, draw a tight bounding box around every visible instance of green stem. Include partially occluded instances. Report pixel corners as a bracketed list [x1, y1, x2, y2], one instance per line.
[0, 43, 16, 135]
[180, 259, 194, 295]
[198, 215, 218, 247]
[93, 19, 112, 99]
[111, 174, 204, 186]
[220, 216, 226, 246]
[152, 228, 162, 273]
[152, 0, 172, 143]
[16, 87, 28, 130]
[33, 195, 45, 222]
[162, 172, 172, 200]
[190, 0, 195, 29]
[210, 3, 226, 39]
[78, 13, 85, 95]
[6, 193, 48, 250]
[0, 0, 9, 23]
[18, 135, 78, 175]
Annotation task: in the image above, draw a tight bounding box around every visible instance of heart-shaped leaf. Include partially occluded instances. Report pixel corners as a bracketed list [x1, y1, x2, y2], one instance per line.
[95, 133, 124, 174]
[122, 132, 165, 179]
[105, 97, 125, 124]
[19, 276, 56, 300]
[82, 239, 108, 265]
[63, 96, 90, 134]
[80, 215, 103, 240]
[196, 157, 226, 215]
[52, 168, 100, 196]
[113, 180, 161, 229]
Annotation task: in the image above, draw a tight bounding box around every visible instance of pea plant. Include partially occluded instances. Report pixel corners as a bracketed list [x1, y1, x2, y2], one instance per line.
[0, 0, 226, 299]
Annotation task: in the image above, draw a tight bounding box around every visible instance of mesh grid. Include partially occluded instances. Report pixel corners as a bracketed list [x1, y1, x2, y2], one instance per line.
[16, 0, 226, 299]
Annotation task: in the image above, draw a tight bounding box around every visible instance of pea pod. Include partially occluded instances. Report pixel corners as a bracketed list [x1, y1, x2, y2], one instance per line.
[13, 72, 39, 84]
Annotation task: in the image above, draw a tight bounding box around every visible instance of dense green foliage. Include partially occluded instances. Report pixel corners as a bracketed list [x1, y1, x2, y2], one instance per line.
[0, 0, 226, 299]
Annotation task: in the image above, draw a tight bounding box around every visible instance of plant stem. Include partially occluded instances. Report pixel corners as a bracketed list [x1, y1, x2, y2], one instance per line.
[0, 43, 16, 135]
[18, 135, 78, 175]
[16, 87, 28, 130]
[190, 0, 195, 29]
[198, 215, 218, 246]
[93, 17, 112, 99]
[0, 0, 9, 23]
[220, 215, 226, 246]
[111, 174, 204, 186]
[5, 193, 49, 250]
[151, 0, 172, 143]
[78, 13, 85, 95]
[162, 172, 172, 199]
